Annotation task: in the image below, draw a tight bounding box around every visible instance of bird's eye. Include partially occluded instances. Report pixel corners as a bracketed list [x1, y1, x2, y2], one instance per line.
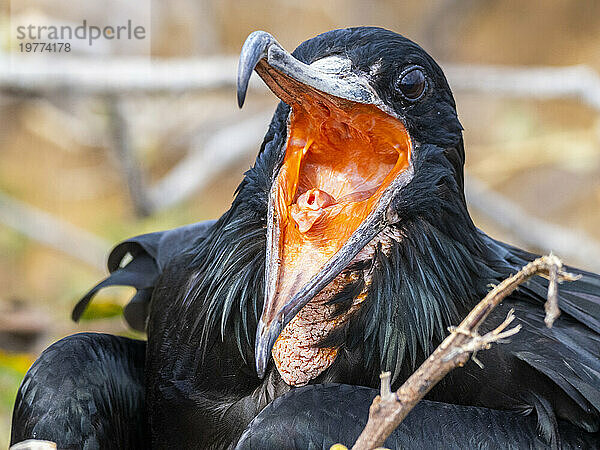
[397, 67, 426, 101]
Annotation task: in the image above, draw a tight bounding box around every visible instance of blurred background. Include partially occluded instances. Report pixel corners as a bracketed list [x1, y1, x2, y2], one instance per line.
[1, 0, 600, 445]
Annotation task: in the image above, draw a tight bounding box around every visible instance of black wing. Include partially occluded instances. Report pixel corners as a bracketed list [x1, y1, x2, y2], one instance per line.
[72, 220, 216, 331]
[235, 384, 594, 449]
[472, 235, 600, 443]
[11, 333, 147, 450]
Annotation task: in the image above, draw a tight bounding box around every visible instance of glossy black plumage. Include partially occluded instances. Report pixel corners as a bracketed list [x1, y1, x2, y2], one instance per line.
[11, 27, 600, 449]
[11, 333, 147, 449]
[236, 384, 596, 449]
[72, 220, 215, 331]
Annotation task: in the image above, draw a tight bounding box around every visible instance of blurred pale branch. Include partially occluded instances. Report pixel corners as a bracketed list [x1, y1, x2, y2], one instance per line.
[2, 56, 600, 110]
[1, 57, 600, 270]
[0, 56, 241, 95]
[0, 191, 109, 271]
[148, 112, 271, 211]
[445, 64, 600, 111]
[466, 176, 600, 273]
[107, 96, 152, 217]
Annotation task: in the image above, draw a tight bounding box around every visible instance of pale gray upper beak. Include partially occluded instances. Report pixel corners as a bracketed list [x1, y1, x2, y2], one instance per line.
[237, 30, 383, 110]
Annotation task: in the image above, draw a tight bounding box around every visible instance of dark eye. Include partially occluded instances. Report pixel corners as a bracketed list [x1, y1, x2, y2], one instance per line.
[397, 67, 426, 101]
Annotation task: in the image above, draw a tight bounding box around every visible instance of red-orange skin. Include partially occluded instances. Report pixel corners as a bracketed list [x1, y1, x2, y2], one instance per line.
[271, 97, 412, 386]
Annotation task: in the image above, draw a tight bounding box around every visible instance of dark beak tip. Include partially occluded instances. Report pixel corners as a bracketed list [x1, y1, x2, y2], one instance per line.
[256, 362, 266, 379]
[236, 30, 277, 111]
[237, 91, 246, 109]
[255, 352, 269, 379]
[254, 316, 284, 379]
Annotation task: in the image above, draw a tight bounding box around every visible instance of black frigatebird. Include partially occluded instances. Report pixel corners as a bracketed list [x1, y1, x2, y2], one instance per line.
[11, 27, 600, 449]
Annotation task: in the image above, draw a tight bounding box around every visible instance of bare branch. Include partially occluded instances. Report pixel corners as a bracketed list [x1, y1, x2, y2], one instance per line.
[147, 112, 272, 212]
[0, 190, 109, 271]
[465, 176, 600, 273]
[106, 96, 152, 217]
[444, 64, 600, 111]
[351, 255, 577, 450]
[3, 56, 600, 112]
[0, 55, 244, 96]
[4, 55, 600, 264]
[10, 439, 57, 450]
[545, 260, 561, 327]
[379, 372, 392, 400]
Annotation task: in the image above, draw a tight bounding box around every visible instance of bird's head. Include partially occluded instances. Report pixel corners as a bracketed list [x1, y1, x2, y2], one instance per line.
[237, 27, 472, 386]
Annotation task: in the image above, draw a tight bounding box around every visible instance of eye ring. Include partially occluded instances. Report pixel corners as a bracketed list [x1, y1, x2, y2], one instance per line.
[396, 66, 427, 102]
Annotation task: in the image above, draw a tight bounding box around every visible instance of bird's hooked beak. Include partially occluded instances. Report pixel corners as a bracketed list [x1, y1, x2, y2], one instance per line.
[238, 31, 414, 380]
[237, 31, 383, 109]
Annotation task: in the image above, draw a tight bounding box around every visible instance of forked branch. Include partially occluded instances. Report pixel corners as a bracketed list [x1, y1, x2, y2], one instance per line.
[350, 255, 579, 450]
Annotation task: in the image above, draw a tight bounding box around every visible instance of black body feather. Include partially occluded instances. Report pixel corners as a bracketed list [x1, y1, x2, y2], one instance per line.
[236, 384, 596, 449]
[72, 220, 215, 331]
[11, 333, 147, 449]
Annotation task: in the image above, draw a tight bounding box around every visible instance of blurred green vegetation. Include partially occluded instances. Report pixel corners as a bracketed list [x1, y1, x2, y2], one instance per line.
[78, 300, 123, 321]
[0, 352, 32, 444]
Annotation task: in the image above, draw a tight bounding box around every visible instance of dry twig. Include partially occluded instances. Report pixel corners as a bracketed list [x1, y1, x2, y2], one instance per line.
[351, 255, 579, 450]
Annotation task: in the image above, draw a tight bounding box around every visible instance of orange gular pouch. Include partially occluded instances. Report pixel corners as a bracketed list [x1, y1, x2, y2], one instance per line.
[269, 93, 412, 385]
